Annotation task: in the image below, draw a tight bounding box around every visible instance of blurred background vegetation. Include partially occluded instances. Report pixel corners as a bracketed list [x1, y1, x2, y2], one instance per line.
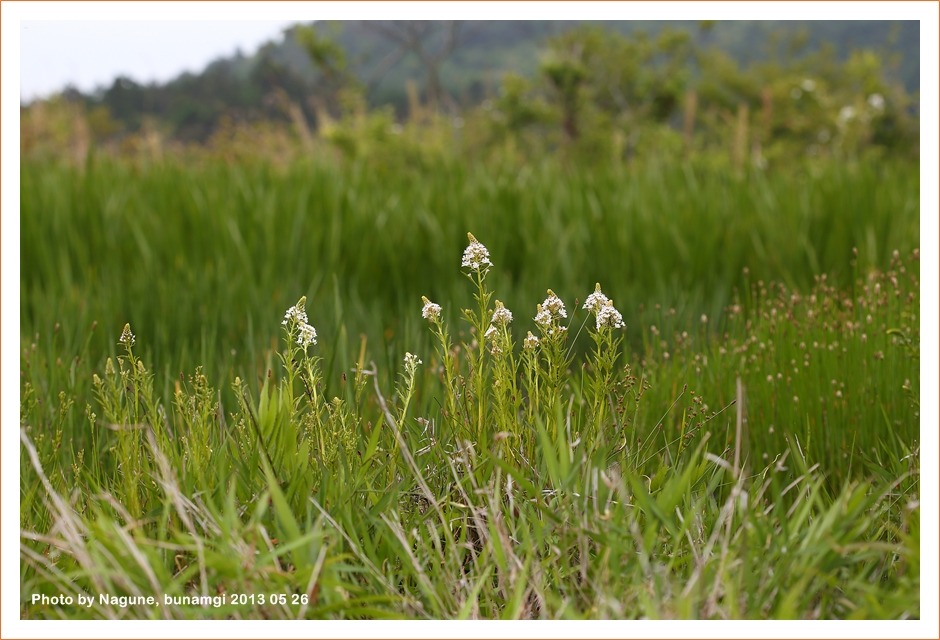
[18, 21, 923, 620]
[21, 20, 920, 167]
[20, 19, 922, 391]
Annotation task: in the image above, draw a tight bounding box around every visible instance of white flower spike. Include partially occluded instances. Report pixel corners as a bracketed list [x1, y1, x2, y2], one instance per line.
[404, 352, 423, 370]
[283, 296, 318, 348]
[541, 290, 567, 320]
[491, 300, 513, 327]
[283, 296, 309, 326]
[534, 303, 552, 329]
[461, 232, 493, 272]
[296, 322, 318, 348]
[523, 331, 540, 350]
[421, 296, 442, 322]
[583, 283, 611, 313]
[118, 323, 135, 348]
[595, 299, 626, 330]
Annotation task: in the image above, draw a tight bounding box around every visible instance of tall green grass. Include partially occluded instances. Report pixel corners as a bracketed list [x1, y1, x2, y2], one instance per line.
[19, 153, 920, 619]
[20, 154, 918, 381]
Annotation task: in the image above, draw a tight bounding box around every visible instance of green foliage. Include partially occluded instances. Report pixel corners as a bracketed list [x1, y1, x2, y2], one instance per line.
[22, 21, 919, 162]
[488, 24, 917, 164]
[294, 25, 347, 78]
[20, 154, 918, 390]
[17, 21, 923, 621]
[19, 150, 919, 619]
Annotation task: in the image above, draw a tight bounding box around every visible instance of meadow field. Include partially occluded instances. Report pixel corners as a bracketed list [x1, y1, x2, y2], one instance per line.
[19, 153, 920, 619]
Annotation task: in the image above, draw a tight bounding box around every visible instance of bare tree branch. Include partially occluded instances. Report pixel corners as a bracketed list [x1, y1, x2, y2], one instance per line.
[361, 20, 463, 112]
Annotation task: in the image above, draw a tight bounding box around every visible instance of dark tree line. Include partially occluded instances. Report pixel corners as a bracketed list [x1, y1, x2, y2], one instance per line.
[27, 20, 919, 150]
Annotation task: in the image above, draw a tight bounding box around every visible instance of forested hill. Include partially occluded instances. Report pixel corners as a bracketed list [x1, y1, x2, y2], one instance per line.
[34, 20, 919, 144]
[304, 21, 920, 106]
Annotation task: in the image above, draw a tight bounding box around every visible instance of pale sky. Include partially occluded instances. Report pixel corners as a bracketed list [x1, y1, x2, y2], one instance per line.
[14, 6, 930, 104]
[20, 20, 299, 101]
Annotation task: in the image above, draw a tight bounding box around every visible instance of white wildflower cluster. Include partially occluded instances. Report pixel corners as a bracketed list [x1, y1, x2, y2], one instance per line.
[582, 283, 625, 330]
[296, 323, 318, 348]
[535, 289, 568, 332]
[484, 301, 513, 356]
[595, 301, 625, 329]
[533, 305, 551, 328]
[282, 302, 308, 326]
[484, 325, 502, 355]
[403, 352, 422, 372]
[582, 283, 610, 313]
[490, 300, 513, 326]
[541, 290, 567, 319]
[118, 323, 135, 348]
[461, 232, 493, 272]
[421, 296, 442, 323]
[523, 331, 540, 350]
[283, 296, 318, 348]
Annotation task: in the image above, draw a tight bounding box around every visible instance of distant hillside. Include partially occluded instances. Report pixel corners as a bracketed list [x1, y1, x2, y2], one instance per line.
[301, 21, 919, 109]
[37, 20, 920, 144]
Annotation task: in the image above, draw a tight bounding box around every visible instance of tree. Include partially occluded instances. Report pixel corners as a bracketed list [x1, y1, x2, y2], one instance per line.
[361, 21, 464, 113]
